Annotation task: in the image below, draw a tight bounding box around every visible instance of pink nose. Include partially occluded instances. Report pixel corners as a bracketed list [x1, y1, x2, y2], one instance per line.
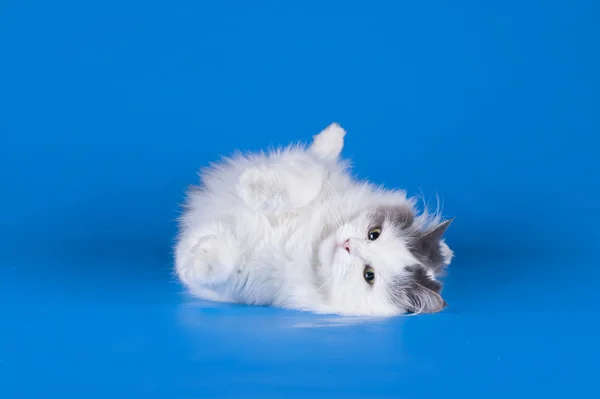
[341, 239, 350, 253]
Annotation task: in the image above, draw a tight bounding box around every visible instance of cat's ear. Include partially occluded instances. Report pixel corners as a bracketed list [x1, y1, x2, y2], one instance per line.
[390, 267, 447, 314]
[403, 265, 447, 314]
[405, 285, 447, 314]
[422, 218, 453, 241]
[410, 218, 454, 271]
[310, 122, 346, 161]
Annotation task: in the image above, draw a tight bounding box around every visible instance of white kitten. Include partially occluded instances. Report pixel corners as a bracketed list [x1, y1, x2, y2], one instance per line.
[174, 123, 454, 316]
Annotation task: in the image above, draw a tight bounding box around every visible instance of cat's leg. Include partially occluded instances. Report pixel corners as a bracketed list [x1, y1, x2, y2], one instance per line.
[309, 122, 346, 161]
[175, 223, 240, 288]
[236, 159, 327, 214]
[236, 123, 346, 215]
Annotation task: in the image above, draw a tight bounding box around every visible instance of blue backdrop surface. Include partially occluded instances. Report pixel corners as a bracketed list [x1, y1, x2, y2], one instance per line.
[1, 1, 599, 398]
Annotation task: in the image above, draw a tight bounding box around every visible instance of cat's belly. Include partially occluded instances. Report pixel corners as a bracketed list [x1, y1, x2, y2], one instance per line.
[194, 208, 323, 308]
[230, 223, 320, 306]
[201, 251, 313, 308]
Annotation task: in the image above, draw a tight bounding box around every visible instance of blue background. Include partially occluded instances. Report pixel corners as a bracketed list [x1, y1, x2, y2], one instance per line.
[1, 0, 599, 398]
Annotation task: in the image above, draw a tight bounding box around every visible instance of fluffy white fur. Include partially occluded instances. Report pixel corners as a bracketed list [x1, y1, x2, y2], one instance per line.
[174, 123, 454, 316]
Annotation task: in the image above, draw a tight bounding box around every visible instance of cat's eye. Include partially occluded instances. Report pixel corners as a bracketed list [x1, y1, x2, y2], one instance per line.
[368, 227, 381, 241]
[363, 265, 375, 285]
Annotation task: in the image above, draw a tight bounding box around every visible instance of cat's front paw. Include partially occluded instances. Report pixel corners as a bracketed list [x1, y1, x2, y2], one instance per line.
[310, 122, 346, 160]
[237, 167, 287, 214]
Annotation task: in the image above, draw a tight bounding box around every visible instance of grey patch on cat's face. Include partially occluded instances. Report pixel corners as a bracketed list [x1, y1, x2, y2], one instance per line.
[388, 265, 446, 314]
[370, 205, 414, 231]
[409, 219, 453, 273]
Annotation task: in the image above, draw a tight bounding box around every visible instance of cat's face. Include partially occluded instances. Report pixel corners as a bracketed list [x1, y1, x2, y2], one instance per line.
[317, 205, 453, 316]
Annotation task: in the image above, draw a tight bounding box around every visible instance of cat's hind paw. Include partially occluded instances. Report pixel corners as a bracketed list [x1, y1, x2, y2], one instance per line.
[310, 122, 346, 161]
[177, 233, 239, 287]
[237, 166, 288, 214]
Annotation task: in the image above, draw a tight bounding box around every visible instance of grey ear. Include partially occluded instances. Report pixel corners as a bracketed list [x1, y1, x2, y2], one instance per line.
[388, 267, 448, 314]
[422, 218, 453, 240]
[410, 218, 454, 272]
[405, 265, 446, 314]
[405, 285, 447, 314]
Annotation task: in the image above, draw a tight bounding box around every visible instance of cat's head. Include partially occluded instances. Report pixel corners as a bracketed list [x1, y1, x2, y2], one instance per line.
[317, 204, 453, 316]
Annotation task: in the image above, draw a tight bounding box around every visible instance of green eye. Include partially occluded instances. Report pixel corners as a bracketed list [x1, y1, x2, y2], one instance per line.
[363, 265, 375, 285]
[368, 227, 381, 241]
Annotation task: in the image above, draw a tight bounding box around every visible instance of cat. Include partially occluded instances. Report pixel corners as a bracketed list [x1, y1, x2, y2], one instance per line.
[174, 123, 454, 316]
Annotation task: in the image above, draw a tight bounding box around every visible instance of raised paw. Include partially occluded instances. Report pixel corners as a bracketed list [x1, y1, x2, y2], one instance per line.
[310, 122, 346, 160]
[237, 166, 288, 214]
